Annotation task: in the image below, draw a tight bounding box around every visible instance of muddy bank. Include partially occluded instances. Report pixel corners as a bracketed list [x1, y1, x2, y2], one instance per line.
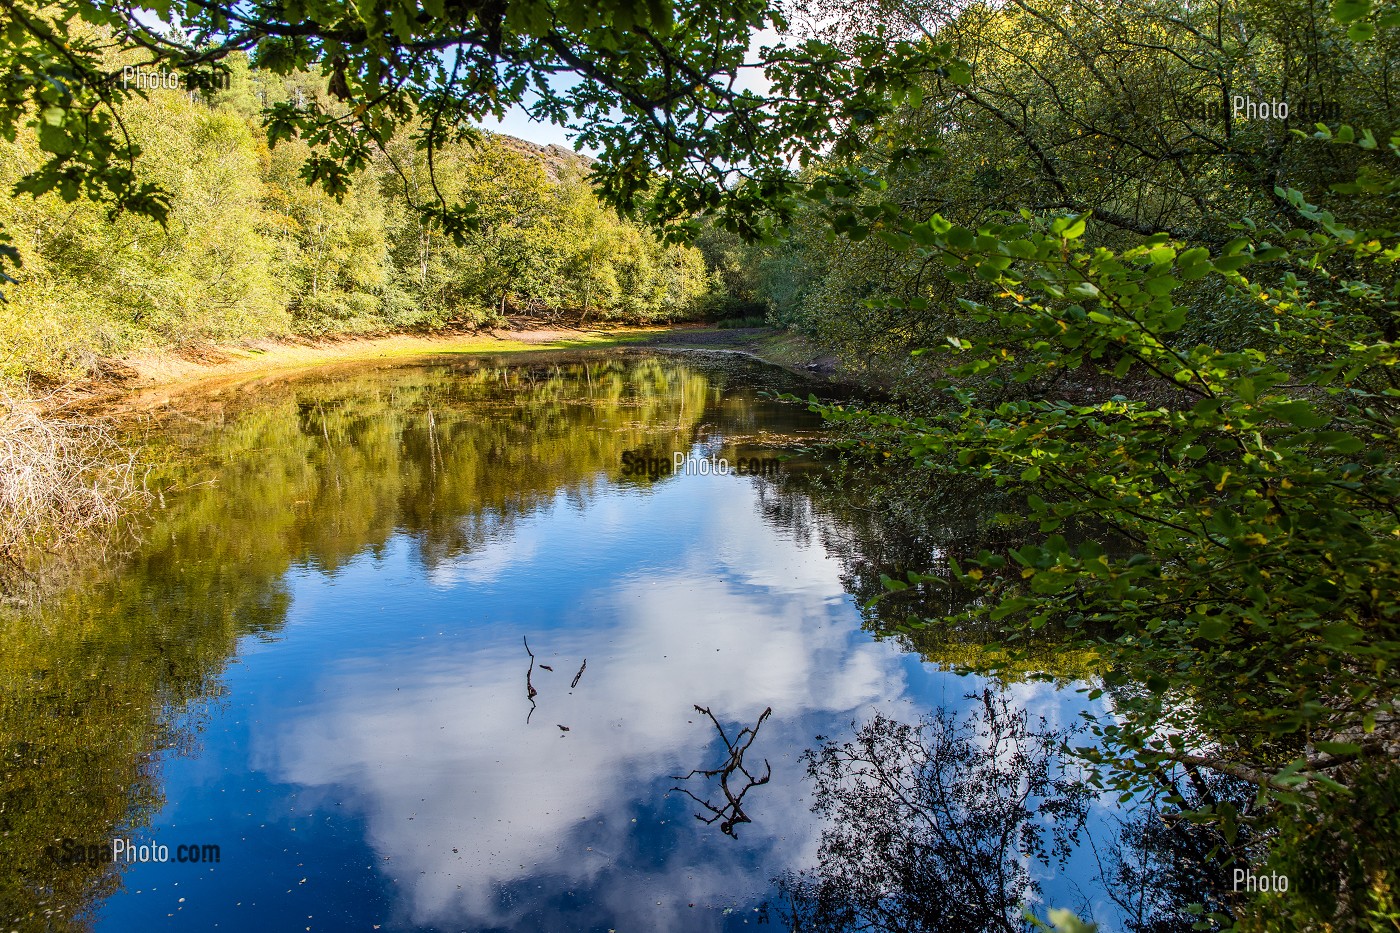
[39, 323, 868, 417]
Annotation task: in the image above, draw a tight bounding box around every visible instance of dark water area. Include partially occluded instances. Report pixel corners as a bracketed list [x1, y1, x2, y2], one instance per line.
[1, 351, 1120, 932]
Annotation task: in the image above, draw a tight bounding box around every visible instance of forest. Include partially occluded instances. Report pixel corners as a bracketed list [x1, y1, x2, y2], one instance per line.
[0, 52, 713, 385]
[2, 0, 1399, 929]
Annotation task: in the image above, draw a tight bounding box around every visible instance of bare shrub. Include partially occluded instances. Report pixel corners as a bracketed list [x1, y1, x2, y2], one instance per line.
[0, 391, 145, 590]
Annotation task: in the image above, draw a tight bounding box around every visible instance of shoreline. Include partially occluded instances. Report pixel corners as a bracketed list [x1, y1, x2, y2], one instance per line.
[51, 325, 658, 415]
[48, 323, 855, 417]
[0, 320, 852, 595]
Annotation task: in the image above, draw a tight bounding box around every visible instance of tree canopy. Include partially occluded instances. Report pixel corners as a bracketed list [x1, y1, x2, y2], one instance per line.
[0, 0, 965, 287]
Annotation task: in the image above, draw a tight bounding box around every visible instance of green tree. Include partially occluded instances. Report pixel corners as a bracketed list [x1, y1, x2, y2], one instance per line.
[456, 137, 558, 318]
[0, 0, 952, 289]
[807, 124, 1400, 932]
[266, 135, 391, 334]
[768, 0, 1400, 369]
[0, 78, 285, 381]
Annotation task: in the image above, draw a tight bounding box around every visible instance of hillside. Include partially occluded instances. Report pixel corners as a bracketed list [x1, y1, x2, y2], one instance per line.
[491, 133, 596, 181]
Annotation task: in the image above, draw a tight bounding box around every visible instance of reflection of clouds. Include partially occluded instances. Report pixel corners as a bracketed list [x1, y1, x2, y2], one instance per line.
[422, 520, 541, 588]
[693, 486, 845, 595]
[264, 478, 909, 930]
[1003, 680, 1087, 733]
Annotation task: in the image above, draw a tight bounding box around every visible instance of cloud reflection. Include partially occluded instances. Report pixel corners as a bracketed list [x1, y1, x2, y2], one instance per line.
[265, 477, 912, 930]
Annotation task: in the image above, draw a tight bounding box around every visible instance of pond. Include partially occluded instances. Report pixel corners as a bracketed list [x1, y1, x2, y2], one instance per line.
[1, 351, 1123, 932]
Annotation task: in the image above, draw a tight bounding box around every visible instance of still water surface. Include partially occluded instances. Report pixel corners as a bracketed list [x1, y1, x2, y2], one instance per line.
[2, 351, 1103, 931]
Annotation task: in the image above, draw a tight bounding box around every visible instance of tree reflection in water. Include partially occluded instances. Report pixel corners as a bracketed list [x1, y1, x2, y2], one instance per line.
[1105, 770, 1258, 933]
[3, 354, 1269, 930]
[770, 689, 1269, 933]
[775, 690, 1093, 933]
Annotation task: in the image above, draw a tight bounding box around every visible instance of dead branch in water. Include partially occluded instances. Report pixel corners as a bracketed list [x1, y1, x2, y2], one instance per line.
[0, 390, 145, 592]
[673, 705, 773, 838]
[523, 635, 538, 724]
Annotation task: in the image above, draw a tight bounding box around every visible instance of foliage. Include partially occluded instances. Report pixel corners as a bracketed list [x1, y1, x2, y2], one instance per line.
[714, 315, 768, 329]
[797, 72, 1400, 933]
[0, 63, 716, 382]
[0, 0, 968, 290]
[1028, 909, 1100, 933]
[813, 126, 1400, 771]
[0, 78, 288, 380]
[724, 0, 1400, 925]
[1106, 770, 1262, 931]
[0, 0, 975, 380]
[1254, 762, 1400, 932]
[760, 0, 1400, 372]
[4, 0, 1399, 927]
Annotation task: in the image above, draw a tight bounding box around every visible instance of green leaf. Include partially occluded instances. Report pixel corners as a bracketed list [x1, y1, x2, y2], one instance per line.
[1332, 0, 1372, 23]
[1196, 617, 1232, 641]
[1274, 757, 1309, 786]
[943, 61, 972, 86]
[1144, 274, 1178, 297]
[1348, 20, 1376, 40]
[1321, 623, 1364, 647]
[1314, 741, 1363, 756]
[37, 122, 75, 155]
[1316, 431, 1365, 454]
[1273, 401, 1330, 429]
[1213, 255, 1251, 273]
[879, 573, 908, 592]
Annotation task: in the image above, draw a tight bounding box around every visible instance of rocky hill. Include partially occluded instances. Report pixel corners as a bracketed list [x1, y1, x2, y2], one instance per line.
[488, 132, 594, 181]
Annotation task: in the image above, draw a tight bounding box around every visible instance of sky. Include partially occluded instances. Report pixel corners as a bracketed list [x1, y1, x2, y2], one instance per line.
[474, 25, 783, 156]
[477, 105, 584, 152]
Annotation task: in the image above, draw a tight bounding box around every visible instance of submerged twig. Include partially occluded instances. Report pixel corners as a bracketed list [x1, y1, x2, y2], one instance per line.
[523, 635, 538, 724]
[672, 705, 773, 838]
[570, 658, 587, 690]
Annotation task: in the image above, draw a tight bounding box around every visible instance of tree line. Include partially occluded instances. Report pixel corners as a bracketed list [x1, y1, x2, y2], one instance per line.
[732, 0, 1397, 387]
[0, 51, 713, 385]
